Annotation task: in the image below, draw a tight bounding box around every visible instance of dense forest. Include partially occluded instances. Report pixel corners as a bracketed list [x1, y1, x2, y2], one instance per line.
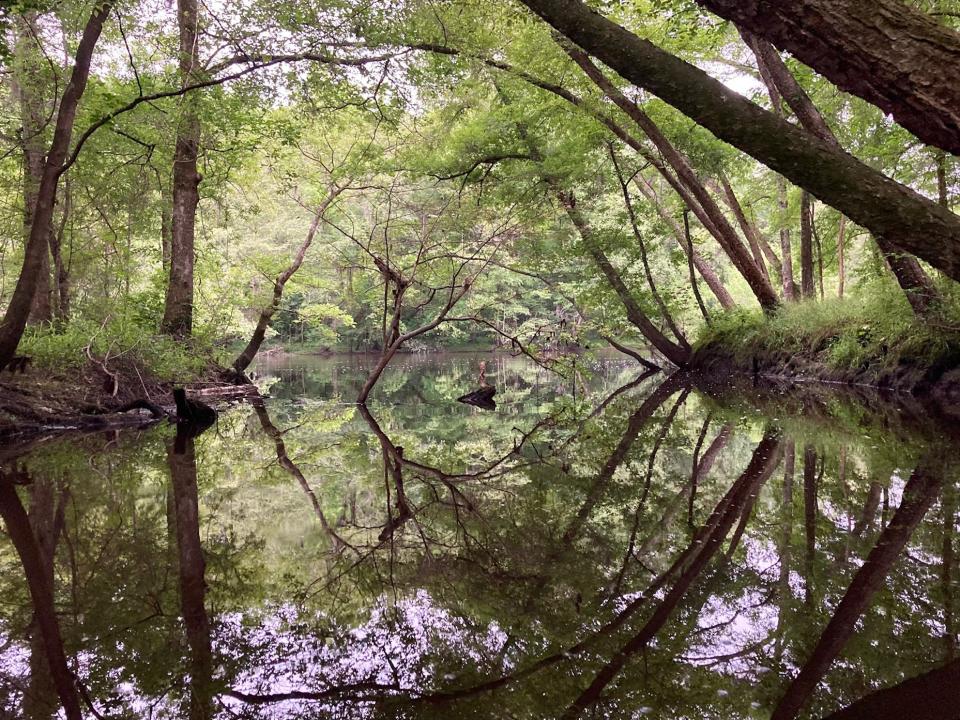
[2, 0, 960, 414]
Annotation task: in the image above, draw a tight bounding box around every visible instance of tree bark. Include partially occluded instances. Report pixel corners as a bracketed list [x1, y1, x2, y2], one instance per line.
[694, 0, 960, 155]
[161, 0, 203, 337]
[837, 215, 846, 298]
[515, 0, 960, 283]
[0, 1, 113, 369]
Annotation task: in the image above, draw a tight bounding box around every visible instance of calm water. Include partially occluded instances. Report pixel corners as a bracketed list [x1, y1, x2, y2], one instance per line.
[1, 352, 957, 719]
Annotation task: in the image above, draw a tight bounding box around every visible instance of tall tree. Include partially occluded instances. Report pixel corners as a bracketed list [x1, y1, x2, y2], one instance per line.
[161, 0, 203, 337]
[0, 1, 114, 370]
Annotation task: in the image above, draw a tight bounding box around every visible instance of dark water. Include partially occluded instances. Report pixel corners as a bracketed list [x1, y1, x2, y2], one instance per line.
[1, 352, 957, 719]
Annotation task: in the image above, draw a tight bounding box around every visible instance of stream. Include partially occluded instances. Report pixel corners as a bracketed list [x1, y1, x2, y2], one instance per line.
[0, 351, 956, 719]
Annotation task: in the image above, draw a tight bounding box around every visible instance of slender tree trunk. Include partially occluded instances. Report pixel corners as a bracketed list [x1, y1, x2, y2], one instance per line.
[717, 173, 770, 282]
[564, 44, 779, 310]
[515, 0, 960, 283]
[694, 0, 960, 155]
[0, 2, 113, 369]
[231, 187, 342, 376]
[558, 189, 691, 367]
[777, 177, 796, 301]
[800, 192, 815, 299]
[161, 0, 202, 338]
[837, 215, 847, 298]
[50, 176, 71, 322]
[634, 176, 736, 309]
[14, 14, 52, 326]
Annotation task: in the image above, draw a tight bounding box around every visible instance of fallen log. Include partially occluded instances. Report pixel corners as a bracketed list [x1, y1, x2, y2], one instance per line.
[457, 385, 497, 410]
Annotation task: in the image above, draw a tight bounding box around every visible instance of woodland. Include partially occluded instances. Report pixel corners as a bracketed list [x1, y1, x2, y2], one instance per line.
[1, 0, 960, 416]
[4, 3, 960, 719]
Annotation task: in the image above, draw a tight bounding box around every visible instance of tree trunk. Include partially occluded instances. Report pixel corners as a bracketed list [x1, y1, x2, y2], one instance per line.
[777, 177, 796, 301]
[50, 176, 71, 322]
[746, 32, 941, 314]
[161, 0, 202, 338]
[231, 187, 342, 375]
[13, 14, 52, 326]
[515, 0, 960, 283]
[0, 2, 113, 369]
[716, 173, 770, 282]
[564, 44, 779, 311]
[559, 190, 691, 367]
[837, 215, 846, 298]
[800, 192, 815, 299]
[695, 0, 960, 155]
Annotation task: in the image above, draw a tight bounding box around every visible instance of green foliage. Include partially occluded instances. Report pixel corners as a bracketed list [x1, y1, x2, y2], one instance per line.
[698, 280, 960, 371]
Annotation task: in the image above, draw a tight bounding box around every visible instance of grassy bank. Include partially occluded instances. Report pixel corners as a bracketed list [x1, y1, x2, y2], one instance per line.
[694, 282, 960, 393]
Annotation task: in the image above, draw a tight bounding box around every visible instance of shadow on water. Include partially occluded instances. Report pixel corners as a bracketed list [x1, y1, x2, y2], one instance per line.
[0, 352, 958, 719]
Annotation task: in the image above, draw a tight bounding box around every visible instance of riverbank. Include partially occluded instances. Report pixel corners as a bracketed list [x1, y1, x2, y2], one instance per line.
[0, 357, 254, 442]
[692, 299, 960, 404]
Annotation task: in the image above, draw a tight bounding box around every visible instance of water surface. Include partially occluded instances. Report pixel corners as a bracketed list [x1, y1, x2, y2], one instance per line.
[1, 352, 956, 719]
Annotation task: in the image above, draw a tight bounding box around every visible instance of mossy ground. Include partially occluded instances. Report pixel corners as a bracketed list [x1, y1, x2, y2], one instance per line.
[695, 280, 960, 377]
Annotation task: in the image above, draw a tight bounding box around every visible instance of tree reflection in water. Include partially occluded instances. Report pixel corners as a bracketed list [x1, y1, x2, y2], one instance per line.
[0, 353, 957, 719]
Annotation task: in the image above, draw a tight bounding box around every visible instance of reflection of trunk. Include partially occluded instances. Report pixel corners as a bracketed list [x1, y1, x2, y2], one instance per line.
[250, 400, 344, 548]
[161, 0, 202, 337]
[0, 480, 82, 720]
[943, 484, 956, 660]
[803, 445, 817, 605]
[641, 423, 733, 559]
[771, 457, 943, 720]
[562, 430, 783, 719]
[167, 434, 214, 719]
[774, 440, 795, 664]
[852, 482, 883, 538]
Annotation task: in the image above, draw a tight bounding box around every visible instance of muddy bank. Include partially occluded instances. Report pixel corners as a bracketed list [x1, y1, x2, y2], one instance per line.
[691, 339, 960, 407]
[0, 359, 256, 442]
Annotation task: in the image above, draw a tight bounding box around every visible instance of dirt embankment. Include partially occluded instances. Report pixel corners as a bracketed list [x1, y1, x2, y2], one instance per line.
[0, 358, 254, 442]
[691, 340, 960, 408]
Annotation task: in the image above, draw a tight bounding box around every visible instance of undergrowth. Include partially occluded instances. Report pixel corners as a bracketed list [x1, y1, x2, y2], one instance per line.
[696, 280, 960, 371]
[18, 315, 219, 383]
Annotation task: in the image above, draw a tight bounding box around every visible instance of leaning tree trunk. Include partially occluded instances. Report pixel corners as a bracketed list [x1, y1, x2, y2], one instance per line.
[161, 0, 202, 338]
[0, 1, 113, 370]
[564, 44, 779, 311]
[746, 33, 941, 314]
[694, 0, 960, 156]
[231, 187, 343, 376]
[514, 0, 960, 284]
